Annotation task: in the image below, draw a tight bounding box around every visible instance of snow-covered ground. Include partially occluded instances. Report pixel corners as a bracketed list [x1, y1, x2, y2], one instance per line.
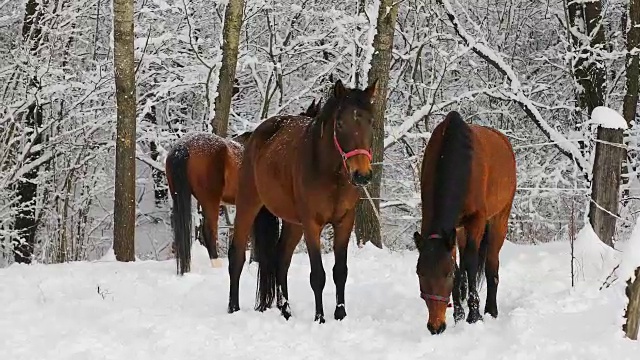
[1, 239, 638, 359]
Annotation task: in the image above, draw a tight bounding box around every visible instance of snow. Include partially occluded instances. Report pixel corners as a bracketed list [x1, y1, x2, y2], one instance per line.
[618, 217, 640, 283]
[2, 241, 639, 359]
[360, 0, 380, 86]
[573, 223, 617, 282]
[590, 106, 629, 130]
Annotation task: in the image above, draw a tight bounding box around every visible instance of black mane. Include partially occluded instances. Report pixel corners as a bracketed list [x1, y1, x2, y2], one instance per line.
[429, 111, 473, 236]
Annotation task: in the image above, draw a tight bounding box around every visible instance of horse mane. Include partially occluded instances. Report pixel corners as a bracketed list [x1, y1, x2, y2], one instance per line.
[429, 111, 473, 236]
[313, 87, 373, 132]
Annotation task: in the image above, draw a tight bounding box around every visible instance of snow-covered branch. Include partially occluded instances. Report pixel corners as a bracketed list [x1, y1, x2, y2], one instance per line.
[437, 0, 590, 175]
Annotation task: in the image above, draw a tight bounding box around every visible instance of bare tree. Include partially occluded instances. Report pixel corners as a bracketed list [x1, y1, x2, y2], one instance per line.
[12, 0, 47, 264]
[112, 0, 136, 261]
[355, 0, 399, 249]
[212, 0, 245, 137]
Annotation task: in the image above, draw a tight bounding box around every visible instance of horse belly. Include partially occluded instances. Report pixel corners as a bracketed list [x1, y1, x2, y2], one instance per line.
[255, 179, 300, 224]
[253, 147, 300, 224]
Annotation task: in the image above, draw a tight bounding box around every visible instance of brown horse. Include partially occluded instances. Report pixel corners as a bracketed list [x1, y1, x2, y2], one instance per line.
[165, 99, 322, 275]
[227, 79, 378, 323]
[413, 110, 516, 335]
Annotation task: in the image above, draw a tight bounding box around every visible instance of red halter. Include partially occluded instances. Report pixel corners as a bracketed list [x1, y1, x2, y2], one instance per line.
[332, 118, 372, 173]
[420, 292, 452, 307]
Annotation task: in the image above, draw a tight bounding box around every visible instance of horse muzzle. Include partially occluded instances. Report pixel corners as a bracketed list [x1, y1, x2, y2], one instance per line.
[351, 170, 372, 186]
[427, 322, 447, 335]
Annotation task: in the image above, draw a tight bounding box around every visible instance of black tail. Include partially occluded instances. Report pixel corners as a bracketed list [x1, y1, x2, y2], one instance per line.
[253, 206, 281, 311]
[167, 144, 192, 275]
[476, 222, 490, 289]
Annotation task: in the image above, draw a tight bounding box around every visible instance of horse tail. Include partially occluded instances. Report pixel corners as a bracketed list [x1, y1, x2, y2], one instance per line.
[476, 222, 490, 288]
[253, 206, 281, 312]
[167, 143, 192, 275]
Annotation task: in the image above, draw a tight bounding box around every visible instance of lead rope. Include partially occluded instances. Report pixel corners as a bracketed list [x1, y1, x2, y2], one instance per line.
[359, 185, 383, 249]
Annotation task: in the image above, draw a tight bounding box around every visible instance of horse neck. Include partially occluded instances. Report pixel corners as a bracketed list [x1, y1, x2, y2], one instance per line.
[309, 110, 343, 176]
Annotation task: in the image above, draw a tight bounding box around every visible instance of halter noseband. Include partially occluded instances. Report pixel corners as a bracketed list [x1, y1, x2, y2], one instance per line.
[419, 233, 453, 308]
[332, 116, 372, 174]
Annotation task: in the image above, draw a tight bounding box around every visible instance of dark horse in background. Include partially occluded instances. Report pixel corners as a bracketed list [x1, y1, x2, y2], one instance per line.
[227, 79, 378, 323]
[164, 100, 322, 275]
[413, 110, 516, 335]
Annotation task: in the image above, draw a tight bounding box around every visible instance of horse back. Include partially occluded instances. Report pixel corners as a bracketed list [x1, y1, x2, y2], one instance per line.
[467, 125, 516, 217]
[243, 115, 312, 224]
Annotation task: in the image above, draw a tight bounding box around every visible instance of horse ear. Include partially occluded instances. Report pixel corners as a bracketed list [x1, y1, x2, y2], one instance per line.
[334, 79, 346, 99]
[364, 79, 378, 102]
[413, 231, 423, 249]
[315, 99, 322, 113]
[306, 99, 316, 115]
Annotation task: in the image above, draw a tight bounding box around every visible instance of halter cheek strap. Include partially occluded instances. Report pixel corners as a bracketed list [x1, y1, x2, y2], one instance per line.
[419, 232, 454, 308]
[333, 118, 372, 173]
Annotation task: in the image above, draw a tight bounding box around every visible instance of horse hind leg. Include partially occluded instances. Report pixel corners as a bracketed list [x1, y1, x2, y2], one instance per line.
[228, 165, 264, 314]
[484, 205, 511, 318]
[201, 200, 223, 268]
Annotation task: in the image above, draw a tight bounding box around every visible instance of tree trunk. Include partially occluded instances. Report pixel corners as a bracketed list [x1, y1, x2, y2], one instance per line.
[13, 0, 47, 264]
[212, 0, 244, 137]
[13, 104, 42, 264]
[145, 103, 167, 206]
[567, 0, 619, 246]
[624, 268, 640, 340]
[355, 0, 399, 249]
[112, 0, 136, 262]
[622, 0, 640, 204]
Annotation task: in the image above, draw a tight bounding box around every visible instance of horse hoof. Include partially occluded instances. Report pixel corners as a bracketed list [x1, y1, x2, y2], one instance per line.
[334, 305, 347, 321]
[314, 314, 326, 324]
[211, 258, 224, 268]
[227, 303, 240, 314]
[279, 303, 292, 320]
[453, 309, 465, 323]
[484, 307, 498, 318]
[466, 311, 483, 324]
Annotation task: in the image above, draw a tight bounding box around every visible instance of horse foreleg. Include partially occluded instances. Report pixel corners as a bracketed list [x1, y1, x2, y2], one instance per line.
[453, 228, 467, 323]
[303, 220, 326, 324]
[452, 261, 466, 323]
[276, 221, 303, 320]
[332, 210, 355, 321]
[485, 208, 510, 318]
[463, 217, 486, 324]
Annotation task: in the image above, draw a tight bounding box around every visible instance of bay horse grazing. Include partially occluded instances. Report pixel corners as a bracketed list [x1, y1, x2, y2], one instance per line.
[413, 110, 516, 335]
[165, 99, 322, 275]
[227, 79, 378, 323]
